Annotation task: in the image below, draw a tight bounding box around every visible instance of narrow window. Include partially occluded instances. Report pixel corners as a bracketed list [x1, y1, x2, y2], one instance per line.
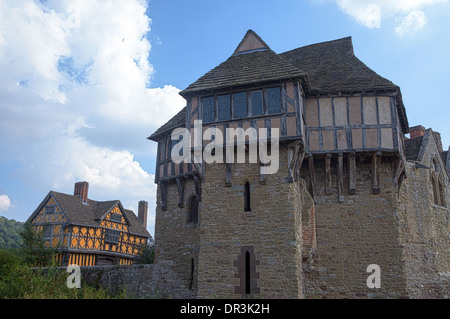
[244, 182, 251, 212]
[267, 87, 282, 114]
[188, 196, 199, 225]
[218, 94, 231, 121]
[245, 251, 251, 294]
[251, 90, 263, 116]
[202, 96, 215, 123]
[233, 92, 247, 119]
[189, 258, 195, 290]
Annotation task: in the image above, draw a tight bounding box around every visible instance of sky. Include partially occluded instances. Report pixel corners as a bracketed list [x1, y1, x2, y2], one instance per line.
[0, 0, 449, 237]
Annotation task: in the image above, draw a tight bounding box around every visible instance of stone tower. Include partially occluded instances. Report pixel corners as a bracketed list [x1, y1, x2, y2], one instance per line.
[148, 30, 449, 299]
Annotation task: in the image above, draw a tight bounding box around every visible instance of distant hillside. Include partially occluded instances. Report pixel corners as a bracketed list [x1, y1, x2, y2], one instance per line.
[0, 216, 24, 249]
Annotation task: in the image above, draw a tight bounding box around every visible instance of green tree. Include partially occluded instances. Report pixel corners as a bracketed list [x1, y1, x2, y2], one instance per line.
[19, 222, 57, 267]
[134, 239, 155, 264]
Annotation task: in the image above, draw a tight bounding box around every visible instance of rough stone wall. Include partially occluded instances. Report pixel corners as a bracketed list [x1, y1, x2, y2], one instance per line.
[397, 135, 450, 298]
[301, 155, 408, 298]
[154, 178, 200, 293]
[79, 263, 195, 299]
[197, 145, 304, 298]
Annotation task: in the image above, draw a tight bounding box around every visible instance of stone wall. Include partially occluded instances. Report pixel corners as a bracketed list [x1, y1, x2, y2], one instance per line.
[301, 155, 409, 298]
[397, 134, 450, 298]
[197, 146, 304, 299]
[154, 178, 200, 291]
[78, 263, 196, 299]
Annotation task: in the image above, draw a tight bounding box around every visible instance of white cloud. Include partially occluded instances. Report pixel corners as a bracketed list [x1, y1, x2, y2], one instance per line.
[0, 0, 186, 235]
[0, 195, 12, 212]
[395, 10, 428, 37]
[332, 0, 447, 34]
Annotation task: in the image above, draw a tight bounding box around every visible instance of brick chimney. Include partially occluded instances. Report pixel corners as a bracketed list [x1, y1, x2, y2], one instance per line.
[138, 201, 148, 227]
[409, 125, 425, 139]
[74, 181, 89, 204]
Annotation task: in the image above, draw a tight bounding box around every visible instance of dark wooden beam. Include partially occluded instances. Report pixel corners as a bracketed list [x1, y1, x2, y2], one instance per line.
[308, 155, 317, 202]
[176, 177, 185, 208]
[337, 153, 344, 202]
[372, 151, 382, 194]
[348, 152, 356, 195]
[325, 153, 332, 195]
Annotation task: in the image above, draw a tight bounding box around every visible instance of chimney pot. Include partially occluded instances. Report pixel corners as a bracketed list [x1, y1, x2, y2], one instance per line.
[74, 181, 89, 204]
[409, 125, 425, 139]
[138, 200, 148, 228]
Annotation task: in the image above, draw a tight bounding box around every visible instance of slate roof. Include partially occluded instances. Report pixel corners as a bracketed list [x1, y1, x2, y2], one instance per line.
[29, 191, 150, 238]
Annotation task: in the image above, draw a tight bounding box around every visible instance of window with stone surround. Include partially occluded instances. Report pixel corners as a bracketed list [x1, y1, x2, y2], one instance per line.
[234, 246, 260, 295]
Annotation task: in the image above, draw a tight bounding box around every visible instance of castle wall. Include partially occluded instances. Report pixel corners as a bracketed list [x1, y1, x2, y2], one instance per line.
[301, 155, 409, 298]
[397, 136, 450, 298]
[154, 178, 200, 293]
[197, 146, 304, 298]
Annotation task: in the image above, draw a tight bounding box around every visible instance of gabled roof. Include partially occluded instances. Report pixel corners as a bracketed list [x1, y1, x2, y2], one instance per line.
[28, 191, 150, 238]
[179, 30, 309, 97]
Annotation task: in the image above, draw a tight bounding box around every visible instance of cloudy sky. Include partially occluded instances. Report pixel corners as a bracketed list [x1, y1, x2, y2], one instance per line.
[1, 0, 449, 237]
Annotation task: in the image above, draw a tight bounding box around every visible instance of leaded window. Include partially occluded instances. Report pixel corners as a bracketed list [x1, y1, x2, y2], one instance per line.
[233, 92, 247, 119]
[251, 90, 263, 116]
[202, 96, 215, 123]
[218, 94, 231, 121]
[267, 87, 282, 114]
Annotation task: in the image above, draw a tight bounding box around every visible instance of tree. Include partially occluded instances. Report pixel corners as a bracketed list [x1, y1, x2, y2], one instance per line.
[19, 222, 57, 267]
[134, 238, 155, 264]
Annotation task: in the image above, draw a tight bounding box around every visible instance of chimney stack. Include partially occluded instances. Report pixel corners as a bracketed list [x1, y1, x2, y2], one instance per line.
[409, 125, 425, 139]
[74, 181, 89, 204]
[138, 201, 148, 228]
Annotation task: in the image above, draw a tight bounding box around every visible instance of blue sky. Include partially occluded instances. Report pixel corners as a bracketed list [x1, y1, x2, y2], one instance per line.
[0, 0, 449, 237]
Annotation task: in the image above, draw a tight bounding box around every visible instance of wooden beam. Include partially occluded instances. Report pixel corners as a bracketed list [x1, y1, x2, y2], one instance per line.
[308, 155, 317, 202]
[372, 151, 382, 194]
[325, 153, 332, 195]
[176, 177, 185, 208]
[194, 174, 202, 201]
[337, 153, 344, 202]
[348, 152, 356, 195]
